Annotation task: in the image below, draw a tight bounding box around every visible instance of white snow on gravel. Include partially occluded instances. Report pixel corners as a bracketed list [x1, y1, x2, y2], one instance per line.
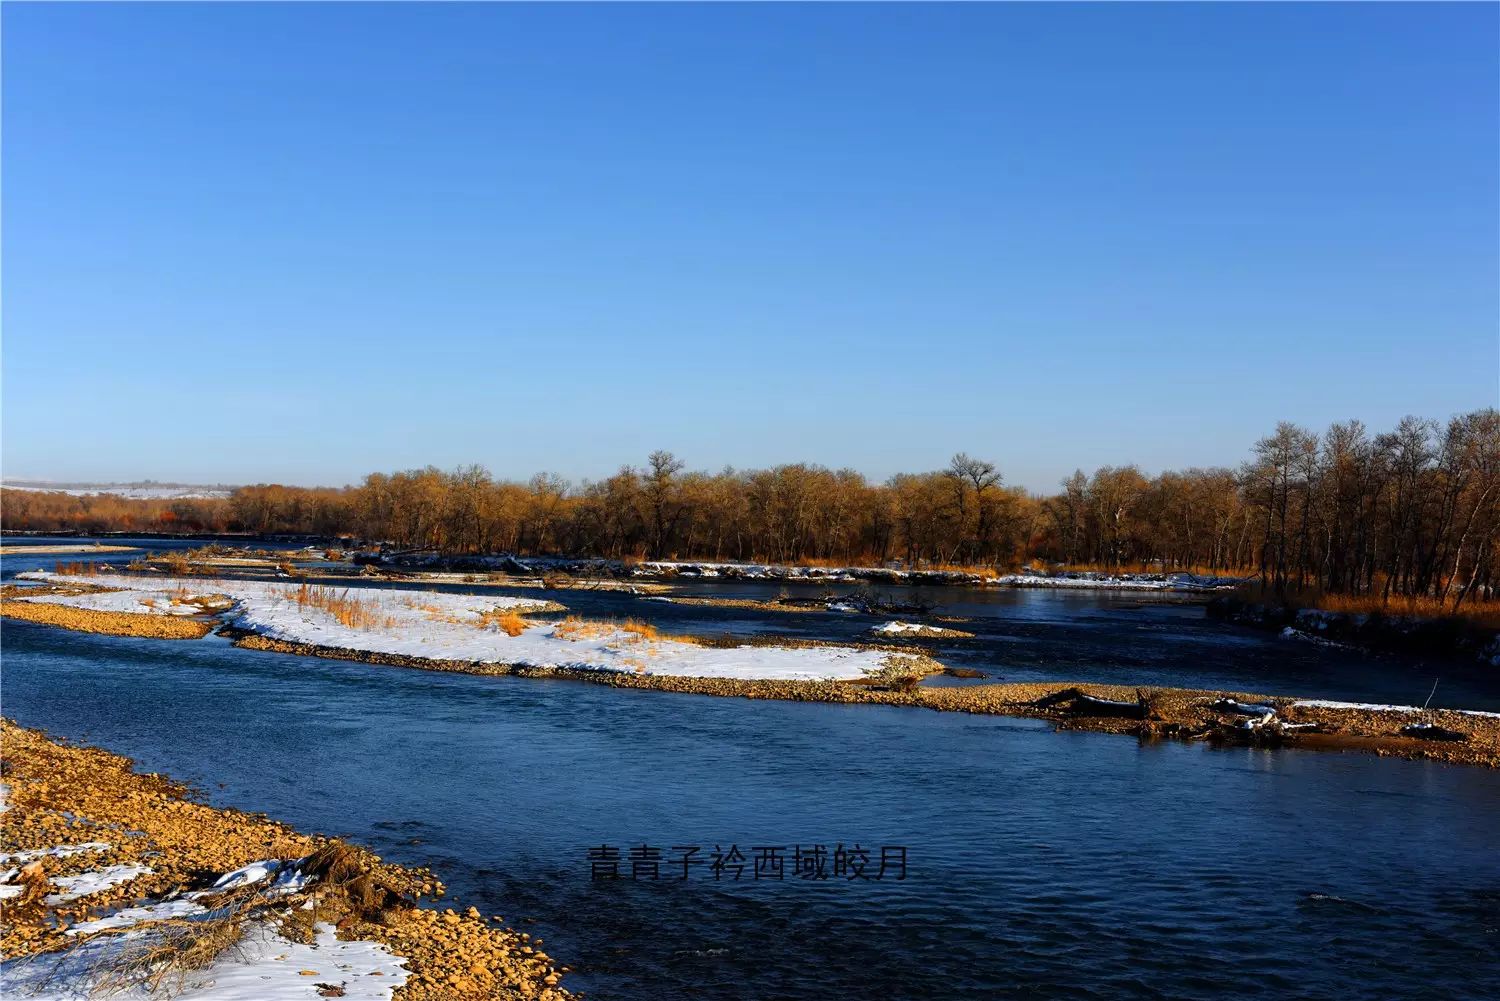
[20, 572, 892, 681]
[0, 842, 112, 864]
[873, 622, 929, 635]
[631, 560, 1241, 591]
[1290, 699, 1500, 719]
[5, 920, 407, 1000]
[68, 897, 208, 935]
[45, 863, 152, 903]
[988, 572, 1236, 591]
[74, 590, 204, 614]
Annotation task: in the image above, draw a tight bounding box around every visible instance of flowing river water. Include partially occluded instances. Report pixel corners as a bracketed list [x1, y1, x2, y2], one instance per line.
[3, 539, 1498, 999]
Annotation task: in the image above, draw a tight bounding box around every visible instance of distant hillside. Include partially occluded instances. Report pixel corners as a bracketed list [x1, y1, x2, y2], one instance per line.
[1, 480, 236, 500]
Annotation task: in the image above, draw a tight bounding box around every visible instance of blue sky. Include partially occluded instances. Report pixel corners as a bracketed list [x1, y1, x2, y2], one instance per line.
[4, 3, 1496, 491]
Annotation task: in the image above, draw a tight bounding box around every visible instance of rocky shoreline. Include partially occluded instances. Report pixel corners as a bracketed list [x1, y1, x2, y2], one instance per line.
[0, 721, 570, 1000]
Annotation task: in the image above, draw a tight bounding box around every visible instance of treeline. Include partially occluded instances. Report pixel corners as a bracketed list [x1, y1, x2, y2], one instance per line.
[4, 410, 1497, 605]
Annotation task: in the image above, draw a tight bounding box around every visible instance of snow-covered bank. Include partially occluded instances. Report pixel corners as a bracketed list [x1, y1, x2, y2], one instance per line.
[988, 571, 1241, 592]
[0, 838, 407, 1000]
[10, 583, 222, 616]
[18, 573, 898, 682]
[366, 551, 1244, 592]
[1290, 699, 1500, 720]
[634, 562, 1242, 591]
[5, 918, 409, 1001]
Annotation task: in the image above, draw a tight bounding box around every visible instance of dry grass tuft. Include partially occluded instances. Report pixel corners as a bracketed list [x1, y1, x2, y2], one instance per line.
[299, 843, 398, 919]
[553, 616, 612, 641]
[478, 607, 529, 637]
[554, 615, 668, 645]
[621, 618, 658, 640]
[292, 584, 387, 630]
[102, 913, 248, 995]
[302, 842, 365, 886]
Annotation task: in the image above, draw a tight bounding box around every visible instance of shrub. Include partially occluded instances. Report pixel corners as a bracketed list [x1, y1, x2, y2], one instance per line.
[292, 583, 385, 630]
[478, 607, 528, 636]
[621, 619, 658, 640]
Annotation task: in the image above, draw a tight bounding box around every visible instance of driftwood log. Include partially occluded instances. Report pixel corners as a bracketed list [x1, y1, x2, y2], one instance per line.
[1400, 722, 1469, 743]
[1033, 688, 1149, 720]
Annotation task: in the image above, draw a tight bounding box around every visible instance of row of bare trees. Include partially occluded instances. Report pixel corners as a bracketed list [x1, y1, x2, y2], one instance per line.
[1243, 412, 1500, 608]
[5, 411, 1497, 604]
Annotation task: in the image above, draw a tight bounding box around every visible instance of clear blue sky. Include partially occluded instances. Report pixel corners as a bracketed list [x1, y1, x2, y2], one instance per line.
[4, 2, 1496, 491]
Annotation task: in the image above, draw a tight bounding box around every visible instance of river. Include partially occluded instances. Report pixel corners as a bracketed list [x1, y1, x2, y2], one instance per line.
[3, 539, 1498, 998]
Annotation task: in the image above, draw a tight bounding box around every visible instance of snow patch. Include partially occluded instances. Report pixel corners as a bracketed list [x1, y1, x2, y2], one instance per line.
[46, 864, 152, 903]
[989, 572, 1239, 592]
[68, 897, 208, 935]
[1206, 698, 1278, 717]
[1290, 700, 1500, 719]
[0, 842, 112, 864]
[211, 858, 312, 895]
[22, 572, 892, 681]
[5, 920, 407, 1000]
[873, 621, 928, 635]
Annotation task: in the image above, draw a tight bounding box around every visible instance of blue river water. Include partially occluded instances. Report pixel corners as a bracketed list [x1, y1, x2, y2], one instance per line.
[3, 538, 1499, 999]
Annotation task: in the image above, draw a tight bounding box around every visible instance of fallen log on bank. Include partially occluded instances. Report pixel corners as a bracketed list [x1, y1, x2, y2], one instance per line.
[1032, 687, 1151, 720]
[1399, 722, 1469, 742]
